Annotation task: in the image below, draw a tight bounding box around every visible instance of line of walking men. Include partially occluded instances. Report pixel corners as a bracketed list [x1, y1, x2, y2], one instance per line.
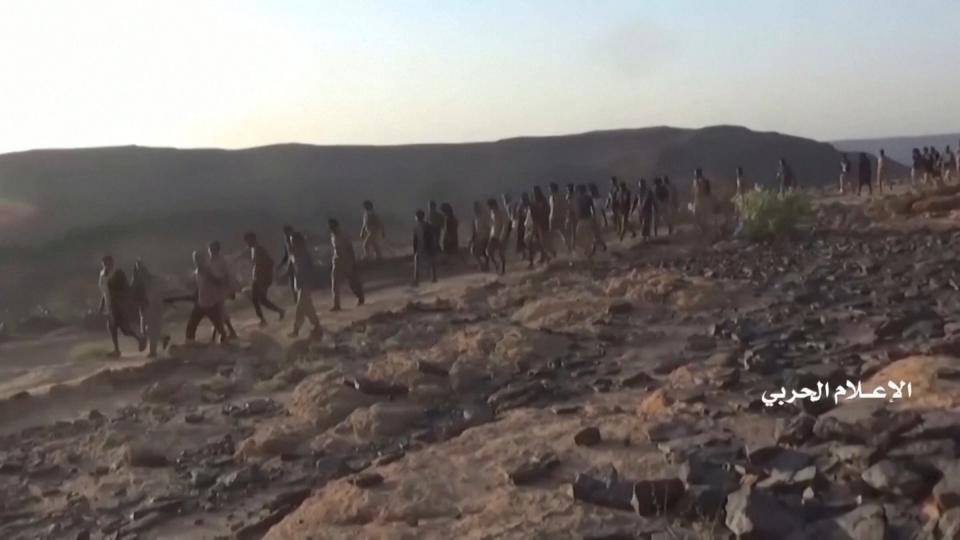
[95, 165, 779, 357]
[838, 143, 959, 196]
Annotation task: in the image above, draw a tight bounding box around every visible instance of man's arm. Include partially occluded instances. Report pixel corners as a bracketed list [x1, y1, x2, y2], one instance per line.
[412, 231, 418, 254]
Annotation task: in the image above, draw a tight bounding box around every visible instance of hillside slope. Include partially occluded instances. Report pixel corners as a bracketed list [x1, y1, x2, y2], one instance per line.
[1, 125, 855, 246]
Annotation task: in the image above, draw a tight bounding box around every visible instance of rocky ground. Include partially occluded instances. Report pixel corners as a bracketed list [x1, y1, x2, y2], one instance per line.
[3, 190, 960, 539]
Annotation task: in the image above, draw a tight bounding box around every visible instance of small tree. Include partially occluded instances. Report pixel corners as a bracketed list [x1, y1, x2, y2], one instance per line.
[733, 187, 813, 241]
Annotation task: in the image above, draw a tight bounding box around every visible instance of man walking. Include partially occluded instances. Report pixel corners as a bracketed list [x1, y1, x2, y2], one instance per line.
[329, 218, 365, 311]
[778, 158, 797, 193]
[131, 259, 170, 358]
[360, 200, 386, 261]
[413, 210, 438, 286]
[208, 241, 238, 340]
[185, 250, 230, 343]
[244, 232, 284, 327]
[876, 149, 888, 193]
[277, 225, 298, 300]
[286, 233, 322, 338]
[98, 255, 146, 357]
[857, 152, 873, 196]
[839, 154, 850, 195]
[488, 198, 509, 275]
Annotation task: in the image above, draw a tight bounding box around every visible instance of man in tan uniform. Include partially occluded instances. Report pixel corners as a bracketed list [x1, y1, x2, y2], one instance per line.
[876, 149, 888, 193]
[329, 218, 365, 311]
[360, 200, 386, 261]
[487, 198, 509, 275]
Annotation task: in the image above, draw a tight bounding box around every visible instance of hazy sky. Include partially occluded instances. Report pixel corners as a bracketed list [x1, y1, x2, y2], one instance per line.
[0, 0, 956, 153]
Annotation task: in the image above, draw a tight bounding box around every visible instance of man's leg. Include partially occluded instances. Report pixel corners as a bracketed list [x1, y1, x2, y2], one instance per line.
[413, 253, 421, 286]
[205, 306, 229, 344]
[185, 307, 203, 341]
[300, 290, 320, 332]
[331, 264, 342, 311]
[116, 314, 146, 352]
[259, 285, 284, 319]
[251, 283, 266, 323]
[349, 267, 364, 304]
[220, 304, 238, 339]
[107, 320, 121, 356]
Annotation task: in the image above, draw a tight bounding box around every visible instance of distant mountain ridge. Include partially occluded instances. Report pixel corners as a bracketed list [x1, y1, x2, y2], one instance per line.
[0, 125, 864, 247]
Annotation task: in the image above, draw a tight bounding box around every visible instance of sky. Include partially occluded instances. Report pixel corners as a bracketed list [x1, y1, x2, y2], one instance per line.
[0, 0, 957, 154]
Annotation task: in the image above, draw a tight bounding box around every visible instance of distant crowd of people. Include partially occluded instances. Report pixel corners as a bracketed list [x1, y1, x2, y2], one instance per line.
[839, 142, 959, 196]
[104, 147, 952, 357]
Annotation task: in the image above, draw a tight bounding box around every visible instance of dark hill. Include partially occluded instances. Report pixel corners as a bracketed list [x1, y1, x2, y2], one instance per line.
[1, 125, 863, 246]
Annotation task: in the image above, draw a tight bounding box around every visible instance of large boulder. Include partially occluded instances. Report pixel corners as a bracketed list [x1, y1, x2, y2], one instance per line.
[288, 373, 377, 430]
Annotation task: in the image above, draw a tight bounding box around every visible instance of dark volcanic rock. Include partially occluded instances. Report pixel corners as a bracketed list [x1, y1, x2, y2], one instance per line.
[349, 472, 384, 489]
[932, 460, 960, 510]
[631, 478, 685, 516]
[748, 446, 813, 474]
[416, 360, 449, 377]
[574, 427, 602, 447]
[508, 452, 560, 486]
[861, 459, 938, 500]
[344, 377, 408, 398]
[571, 466, 634, 511]
[776, 414, 817, 446]
[823, 503, 888, 540]
[874, 307, 943, 341]
[725, 485, 803, 539]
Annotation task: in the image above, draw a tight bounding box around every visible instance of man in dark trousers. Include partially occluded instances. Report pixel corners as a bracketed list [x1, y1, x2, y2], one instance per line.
[244, 232, 285, 327]
[98, 255, 147, 357]
[413, 210, 438, 286]
[857, 152, 873, 196]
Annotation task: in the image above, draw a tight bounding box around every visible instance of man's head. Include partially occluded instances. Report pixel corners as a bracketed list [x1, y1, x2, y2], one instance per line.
[521, 192, 531, 203]
[663, 176, 671, 185]
[243, 232, 257, 246]
[101, 255, 114, 272]
[208, 240, 221, 256]
[576, 184, 587, 194]
[328, 218, 340, 232]
[429, 200, 437, 211]
[415, 209, 426, 222]
[566, 184, 574, 194]
[736, 167, 744, 177]
[486, 198, 498, 209]
[695, 167, 703, 178]
[879, 149, 885, 157]
[283, 224, 294, 236]
[610, 176, 618, 185]
[472, 201, 482, 214]
[363, 200, 373, 211]
[638, 177, 647, 188]
[549, 182, 559, 193]
[654, 177, 662, 186]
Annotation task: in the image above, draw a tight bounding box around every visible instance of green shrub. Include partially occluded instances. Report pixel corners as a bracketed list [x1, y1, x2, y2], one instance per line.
[734, 188, 813, 241]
